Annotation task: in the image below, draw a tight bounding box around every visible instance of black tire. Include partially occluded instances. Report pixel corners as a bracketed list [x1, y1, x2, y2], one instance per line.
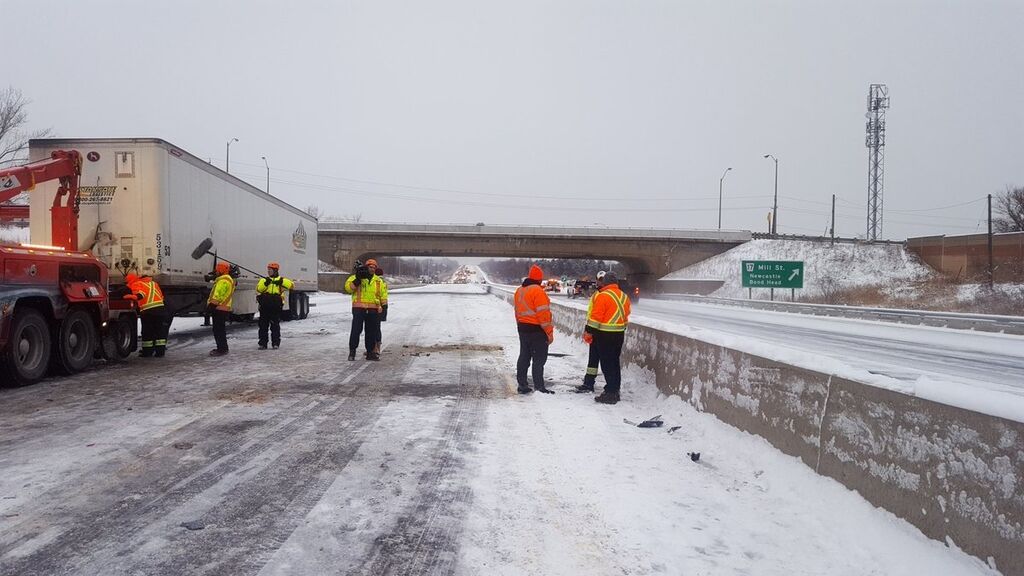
[53, 307, 98, 375]
[299, 293, 310, 320]
[0, 307, 52, 387]
[101, 314, 136, 361]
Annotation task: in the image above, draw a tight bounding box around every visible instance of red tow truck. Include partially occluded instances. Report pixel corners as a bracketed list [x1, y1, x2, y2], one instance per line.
[0, 151, 133, 386]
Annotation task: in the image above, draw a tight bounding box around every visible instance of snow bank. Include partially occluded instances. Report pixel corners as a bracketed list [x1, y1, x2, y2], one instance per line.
[664, 239, 935, 298]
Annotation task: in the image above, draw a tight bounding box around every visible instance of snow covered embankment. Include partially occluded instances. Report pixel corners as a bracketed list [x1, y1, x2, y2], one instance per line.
[663, 239, 934, 299]
[491, 288, 1024, 575]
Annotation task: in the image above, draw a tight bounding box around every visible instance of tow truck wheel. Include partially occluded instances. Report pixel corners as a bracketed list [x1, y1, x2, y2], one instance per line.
[0, 307, 52, 387]
[53, 307, 98, 375]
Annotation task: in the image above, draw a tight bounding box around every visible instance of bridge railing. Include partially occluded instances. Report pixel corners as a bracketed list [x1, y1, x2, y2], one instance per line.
[318, 221, 752, 241]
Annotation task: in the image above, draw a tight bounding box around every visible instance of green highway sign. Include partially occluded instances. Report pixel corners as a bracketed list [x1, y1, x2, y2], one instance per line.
[741, 260, 804, 289]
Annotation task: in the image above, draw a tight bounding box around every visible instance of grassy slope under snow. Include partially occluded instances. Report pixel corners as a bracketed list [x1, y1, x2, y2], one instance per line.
[663, 239, 935, 300]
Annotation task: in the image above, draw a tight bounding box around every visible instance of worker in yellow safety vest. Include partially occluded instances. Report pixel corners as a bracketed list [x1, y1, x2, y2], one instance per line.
[256, 261, 294, 350]
[207, 261, 236, 356]
[123, 273, 170, 358]
[583, 271, 630, 404]
[345, 258, 385, 361]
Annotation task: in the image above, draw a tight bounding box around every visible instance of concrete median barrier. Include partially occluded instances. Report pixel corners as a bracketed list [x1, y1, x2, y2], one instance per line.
[492, 288, 1023, 574]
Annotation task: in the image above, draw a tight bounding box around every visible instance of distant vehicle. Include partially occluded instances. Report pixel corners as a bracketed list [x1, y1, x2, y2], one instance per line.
[543, 278, 562, 292]
[419, 275, 431, 283]
[569, 278, 598, 299]
[619, 278, 640, 303]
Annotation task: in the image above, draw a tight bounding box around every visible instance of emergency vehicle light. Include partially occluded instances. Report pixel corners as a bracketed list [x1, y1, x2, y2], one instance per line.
[19, 243, 66, 251]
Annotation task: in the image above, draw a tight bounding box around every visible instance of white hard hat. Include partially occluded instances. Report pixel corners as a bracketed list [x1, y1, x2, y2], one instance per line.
[596, 270, 607, 280]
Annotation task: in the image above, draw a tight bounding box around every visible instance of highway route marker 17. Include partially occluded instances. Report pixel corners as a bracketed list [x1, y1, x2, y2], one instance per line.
[741, 260, 804, 289]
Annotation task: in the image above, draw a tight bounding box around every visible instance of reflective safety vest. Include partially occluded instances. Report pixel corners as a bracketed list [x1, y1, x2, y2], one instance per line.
[514, 283, 553, 337]
[345, 274, 385, 309]
[129, 277, 165, 311]
[257, 275, 294, 302]
[208, 274, 236, 312]
[586, 284, 630, 333]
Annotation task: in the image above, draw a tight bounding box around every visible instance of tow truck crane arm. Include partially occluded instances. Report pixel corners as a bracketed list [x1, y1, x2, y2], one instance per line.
[0, 150, 82, 250]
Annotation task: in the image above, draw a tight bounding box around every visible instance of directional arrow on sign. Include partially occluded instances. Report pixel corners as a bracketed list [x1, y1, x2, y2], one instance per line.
[788, 269, 800, 281]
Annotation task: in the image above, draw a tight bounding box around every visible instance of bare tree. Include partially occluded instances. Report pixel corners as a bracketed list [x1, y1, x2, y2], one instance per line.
[304, 205, 323, 219]
[993, 186, 1024, 233]
[0, 87, 51, 168]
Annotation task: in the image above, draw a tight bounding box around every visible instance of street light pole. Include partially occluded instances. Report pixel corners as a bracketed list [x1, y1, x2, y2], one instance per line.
[226, 138, 238, 173]
[261, 156, 270, 194]
[718, 167, 732, 230]
[763, 154, 779, 235]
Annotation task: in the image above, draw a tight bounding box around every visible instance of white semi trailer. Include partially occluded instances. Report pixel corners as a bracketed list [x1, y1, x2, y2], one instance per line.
[28, 138, 316, 322]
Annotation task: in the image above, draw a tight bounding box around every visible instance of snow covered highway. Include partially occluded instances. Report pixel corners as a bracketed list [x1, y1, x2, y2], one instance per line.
[0, 289, 1000, 575]
[639, 297, 1024, 384]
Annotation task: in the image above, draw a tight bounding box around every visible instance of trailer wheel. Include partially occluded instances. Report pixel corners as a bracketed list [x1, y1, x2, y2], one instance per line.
[0, 307, 52, 387]
[53, 307, 98, 375]
[299, 293, 310, 320]
[101, 314, 136, 361]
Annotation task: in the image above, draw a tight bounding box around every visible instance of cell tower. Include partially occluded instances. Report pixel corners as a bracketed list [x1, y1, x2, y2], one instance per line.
[865, 83, 890, 241]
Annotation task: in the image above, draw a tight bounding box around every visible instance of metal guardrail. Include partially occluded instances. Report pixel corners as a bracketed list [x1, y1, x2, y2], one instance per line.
[318, 221, 752, 242]
[750, 232, 906, 245]
[652, 293, 1024, 335]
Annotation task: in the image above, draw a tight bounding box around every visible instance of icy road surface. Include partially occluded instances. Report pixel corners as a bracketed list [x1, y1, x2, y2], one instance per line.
[0, 289, 997, 575]
[630, 298, 1024, 390]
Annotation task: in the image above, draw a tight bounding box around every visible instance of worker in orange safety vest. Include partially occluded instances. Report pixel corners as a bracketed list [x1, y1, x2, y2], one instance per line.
[583, 271, 631, 404]
[124, 273, 170, 357]
[514, 264, 554, 394]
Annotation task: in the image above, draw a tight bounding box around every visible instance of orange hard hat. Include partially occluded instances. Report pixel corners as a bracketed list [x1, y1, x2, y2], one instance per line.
[125, 273, 139, 285]
[216, 262, 230, 274]
[365, 258, 378, 268]
[267, 262, 280, 270]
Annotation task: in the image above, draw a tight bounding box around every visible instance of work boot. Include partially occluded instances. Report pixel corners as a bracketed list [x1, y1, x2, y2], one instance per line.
[517, 384, 533, 394]
[258, 344, 267, 350]
[535, 385, 555, 394]
[575, 382, 595, 393]
[272, 343, 279, 349]
[366, 352, 380, 361]
[594, 391, 620, 405]
[209, 349, 229, 357]
[348, 350, 356, 361]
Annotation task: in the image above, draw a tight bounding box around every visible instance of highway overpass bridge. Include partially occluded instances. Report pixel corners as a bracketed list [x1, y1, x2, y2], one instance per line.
[318, 223, 750, 288]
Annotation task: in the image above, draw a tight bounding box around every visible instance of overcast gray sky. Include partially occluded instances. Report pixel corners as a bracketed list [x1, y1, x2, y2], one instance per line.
[7, 0, 1023, 240]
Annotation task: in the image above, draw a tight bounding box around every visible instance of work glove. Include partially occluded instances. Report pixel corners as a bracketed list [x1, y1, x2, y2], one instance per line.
[381, 304, 388, 321]
[583, 333, 593, 345]
[122, 294, 138, 301]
